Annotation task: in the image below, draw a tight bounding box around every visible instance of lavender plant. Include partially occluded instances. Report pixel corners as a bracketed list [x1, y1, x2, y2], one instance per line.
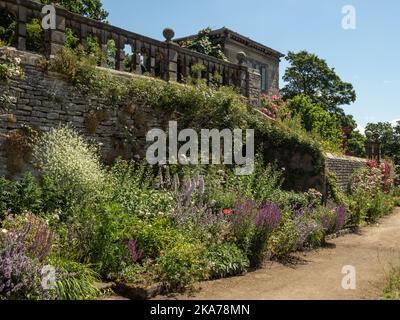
[0, 227, 55, 300]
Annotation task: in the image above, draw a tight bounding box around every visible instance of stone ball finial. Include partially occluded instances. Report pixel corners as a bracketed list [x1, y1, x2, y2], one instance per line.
[237, 51, 247, 65]
[163, 28, 175, 42]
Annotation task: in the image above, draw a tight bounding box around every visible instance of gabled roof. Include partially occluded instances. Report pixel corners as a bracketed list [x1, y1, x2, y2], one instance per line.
[175, 27, 284, 59]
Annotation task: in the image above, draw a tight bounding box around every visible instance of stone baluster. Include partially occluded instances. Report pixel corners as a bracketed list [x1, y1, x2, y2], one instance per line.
[115, 36, 125, 71]
[163, 28, 178, 82]
[135, 39, 142, 74]
[47, 13, 66, 57]
[16, 5, 27, 51]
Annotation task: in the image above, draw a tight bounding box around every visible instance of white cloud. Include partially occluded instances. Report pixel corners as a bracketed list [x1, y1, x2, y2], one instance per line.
[356, 125, 365, 135]
[391, 119, 400, 127]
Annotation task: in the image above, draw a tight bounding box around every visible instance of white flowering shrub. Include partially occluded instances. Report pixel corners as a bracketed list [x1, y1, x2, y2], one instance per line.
[0, 50, 24, 82]
[32, 126, 106, 205]
[1, 49, 24, 112]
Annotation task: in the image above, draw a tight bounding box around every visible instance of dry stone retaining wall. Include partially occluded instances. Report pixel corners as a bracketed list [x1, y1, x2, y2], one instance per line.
[325, 153, 368, 192]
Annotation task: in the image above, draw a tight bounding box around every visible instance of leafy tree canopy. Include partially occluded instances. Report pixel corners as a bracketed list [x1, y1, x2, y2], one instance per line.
[39, 0, 108, 22]
[288, 94, 342, 142]
[282, 51, 356, 115]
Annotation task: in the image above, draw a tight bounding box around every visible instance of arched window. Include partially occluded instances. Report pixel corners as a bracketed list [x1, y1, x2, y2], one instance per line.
[122, 43, 134, 72]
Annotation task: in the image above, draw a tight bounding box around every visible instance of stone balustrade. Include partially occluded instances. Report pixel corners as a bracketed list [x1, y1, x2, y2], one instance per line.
[0, 0, 259, 101]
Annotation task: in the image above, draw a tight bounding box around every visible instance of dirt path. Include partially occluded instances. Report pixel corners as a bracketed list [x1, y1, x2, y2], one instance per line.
[156, 208, 400, 300]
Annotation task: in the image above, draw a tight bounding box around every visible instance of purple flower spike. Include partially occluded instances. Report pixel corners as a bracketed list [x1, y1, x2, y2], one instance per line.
[256, 203, 282, 231]
[127, 239, 142, 263]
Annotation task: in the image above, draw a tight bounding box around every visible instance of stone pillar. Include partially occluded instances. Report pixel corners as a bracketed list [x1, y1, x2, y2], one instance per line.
[47, 15, 65, 57]
[16, 6, 27, 51]
[247, 68, 261, 105]
[167, 45, 178, 82]
[163, 28, 178, 82]
[115, 37, 125, 71]
[236, 52, 249, 97]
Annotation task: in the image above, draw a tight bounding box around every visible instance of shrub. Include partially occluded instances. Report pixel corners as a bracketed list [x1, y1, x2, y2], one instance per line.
[225, 159, 283, 205]
[32, 125, 106, 208]
[156, 241, 208, 290]
[229, 200, 258, 258]
[268, 190, 309, 210]
[349, 162, 395, 225]
[54, 260, 100, 300]
[268, 216, 300, 258]
[0, 225, 57, 300]
[206, 243, 249, 279]
[294, 216, 324, 250]
[109, 160, 174, 218]
[117, 261, 157, 287]
[229, 200, 281, 267]
[129, 217, 184, 260]
[0, 50, 24, 82]
[70, 202, 136, 276]
[2, 173, 43, 215]
[250, 203, 282, 266]
[315, 206, 347, 235]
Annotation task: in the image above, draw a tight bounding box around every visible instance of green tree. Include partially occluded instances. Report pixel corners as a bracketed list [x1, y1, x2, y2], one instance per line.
[346, 130, 367, 158]
[288, 94, 343, 146]
[39, 0, 108, 21]
[282, 51, 356, 115]
[180, 28, 227, 61]
[365, 122, 400, 168]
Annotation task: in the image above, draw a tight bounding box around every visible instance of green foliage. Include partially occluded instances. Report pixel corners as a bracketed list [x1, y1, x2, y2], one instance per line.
[349, 164, 395, 225]
[0, 50, 24, 82]
[38, 0, 109, 21]
[109, 160, 174, 218]
[64, 28, 80, 50]
[129, 217, 184, 260]
[347, 129, 367, 157]
[326, 171, 349, 206]
[26, 19, 43, 53]
[0, 174, 43, 217]
[0, 10, 16, 46]
[8, 173, 42, 214]
[55, 260, 101, 300]
[206, 243, 249, 279]
[117, 261, 158, 287]
[268, 190, 309, 210]
[382, 267, 400, 300]
[268, 217, 300, 258]
[366, 122, 400, 170]
[155, 241, 209, 290]
[70, 202, 135, 276]
[225, 158, 283, 205]
[32, 125, 106, 208]
[180, 28, 227, 61]
[287, 94, 343, 148]
[282, 50, 356, 114]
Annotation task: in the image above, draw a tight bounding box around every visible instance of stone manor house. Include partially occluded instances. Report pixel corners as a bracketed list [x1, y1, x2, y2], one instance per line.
[176, 27, 284, 96]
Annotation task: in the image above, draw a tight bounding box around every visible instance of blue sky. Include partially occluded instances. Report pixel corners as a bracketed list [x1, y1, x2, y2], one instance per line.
[102, 0, 400, 130]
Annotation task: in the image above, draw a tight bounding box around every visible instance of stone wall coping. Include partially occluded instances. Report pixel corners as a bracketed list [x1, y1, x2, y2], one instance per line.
[325, 153, 368, 163]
